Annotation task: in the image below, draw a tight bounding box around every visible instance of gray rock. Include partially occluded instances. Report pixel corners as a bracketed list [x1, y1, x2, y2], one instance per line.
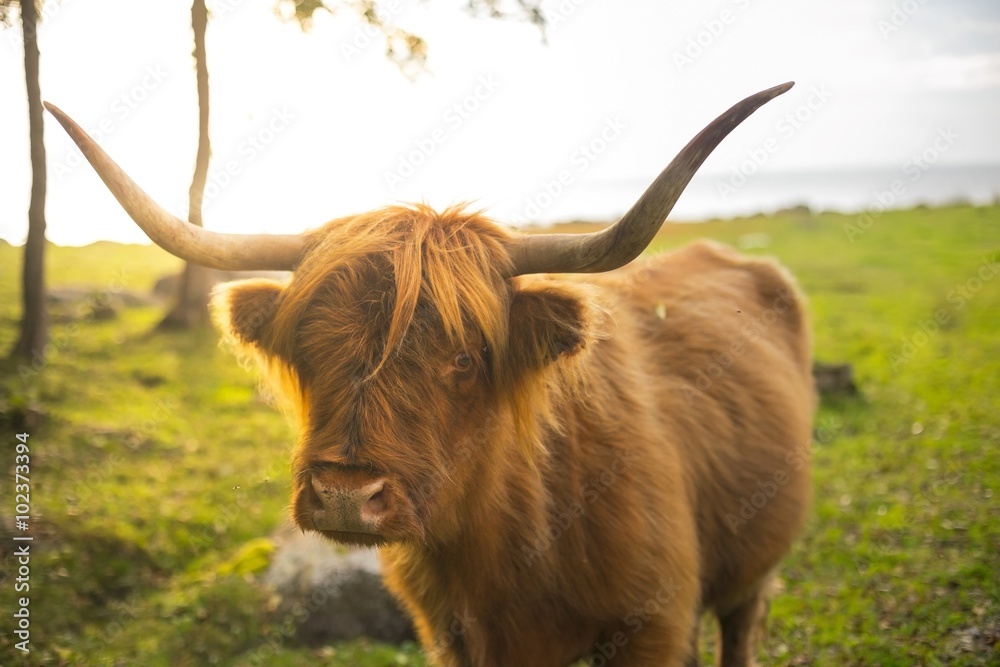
[264, 522, 414, 646]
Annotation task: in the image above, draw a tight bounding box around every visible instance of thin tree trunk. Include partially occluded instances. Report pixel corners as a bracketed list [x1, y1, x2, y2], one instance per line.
[158, 0, 213, 329]
[11, 0, 49, 361]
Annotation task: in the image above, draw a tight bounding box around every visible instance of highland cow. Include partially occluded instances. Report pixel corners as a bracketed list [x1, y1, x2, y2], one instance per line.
[47, 82, 814, 666]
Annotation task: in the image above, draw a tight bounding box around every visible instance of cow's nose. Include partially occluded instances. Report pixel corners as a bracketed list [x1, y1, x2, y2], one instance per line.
[310, 475, 389, 533]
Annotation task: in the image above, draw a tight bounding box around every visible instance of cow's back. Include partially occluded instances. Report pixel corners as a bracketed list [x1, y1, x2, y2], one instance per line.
[608, 240, 814, 612]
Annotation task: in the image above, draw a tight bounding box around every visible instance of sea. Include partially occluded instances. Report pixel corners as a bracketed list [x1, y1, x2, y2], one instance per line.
[496, 164, 1000, 226]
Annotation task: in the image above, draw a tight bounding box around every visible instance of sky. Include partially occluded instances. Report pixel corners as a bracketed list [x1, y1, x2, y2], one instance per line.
[1, 0, 998, 246]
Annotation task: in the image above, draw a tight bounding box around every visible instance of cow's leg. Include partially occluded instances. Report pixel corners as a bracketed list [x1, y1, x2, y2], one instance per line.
[715, 585, 768, 667]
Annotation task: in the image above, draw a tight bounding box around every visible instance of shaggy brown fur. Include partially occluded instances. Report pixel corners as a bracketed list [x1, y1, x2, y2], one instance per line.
[213, 204, 814, 666]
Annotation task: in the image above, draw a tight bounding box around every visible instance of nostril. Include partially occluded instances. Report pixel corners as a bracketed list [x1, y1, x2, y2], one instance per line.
[361, 480, 389, 518]
[310, 475, 323, 494]
[365, 487, 389, 515]
[310, 475, 330, 506]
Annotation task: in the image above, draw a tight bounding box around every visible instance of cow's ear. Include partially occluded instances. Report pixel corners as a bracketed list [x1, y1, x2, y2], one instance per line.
[506, 279, 598, 372]
[211, 279, 284, 350]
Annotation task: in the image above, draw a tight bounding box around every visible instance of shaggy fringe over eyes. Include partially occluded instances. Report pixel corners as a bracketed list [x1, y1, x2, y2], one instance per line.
[213, 204, 604, 462]
[282, 203, 513, 363]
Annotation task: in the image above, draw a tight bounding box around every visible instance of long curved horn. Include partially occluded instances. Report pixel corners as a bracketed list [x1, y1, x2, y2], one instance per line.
[44, 102, 306, 271]
[506, 82, 794, 276]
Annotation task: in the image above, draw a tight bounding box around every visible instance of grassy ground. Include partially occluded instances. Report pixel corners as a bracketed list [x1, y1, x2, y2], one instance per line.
[0, 205, 997, 666]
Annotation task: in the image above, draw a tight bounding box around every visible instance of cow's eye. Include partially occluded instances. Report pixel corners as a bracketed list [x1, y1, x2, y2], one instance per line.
[453, 351, 473, 372]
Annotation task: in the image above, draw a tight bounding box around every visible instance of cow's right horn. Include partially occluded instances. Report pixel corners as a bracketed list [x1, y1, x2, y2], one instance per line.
[506, 82, 794, 276]
[44, 102, 306, 271]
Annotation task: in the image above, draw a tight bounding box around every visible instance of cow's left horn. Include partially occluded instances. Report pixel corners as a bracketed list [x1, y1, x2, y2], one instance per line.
[44, 102, 306, 271]
[506, 82, 794, 276]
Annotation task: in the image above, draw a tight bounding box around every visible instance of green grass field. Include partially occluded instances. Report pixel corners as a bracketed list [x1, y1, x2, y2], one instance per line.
[1, 205, 998, 666]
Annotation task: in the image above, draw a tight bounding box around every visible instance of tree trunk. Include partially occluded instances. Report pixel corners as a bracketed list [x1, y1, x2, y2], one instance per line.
[158, 0, 213, 330]
[10, 0, 49, 362]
